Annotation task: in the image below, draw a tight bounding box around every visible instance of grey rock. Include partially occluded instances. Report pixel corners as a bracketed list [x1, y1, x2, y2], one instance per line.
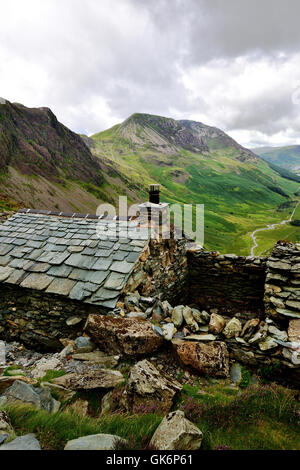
[150, 411, 203, 450]
[230, 363, 243, 384]
[64, 434, 127, 451]
[0, 434, 41, 451]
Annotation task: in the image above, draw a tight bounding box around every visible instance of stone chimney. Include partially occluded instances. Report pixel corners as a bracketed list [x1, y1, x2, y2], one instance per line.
[138, 185, 169, 233]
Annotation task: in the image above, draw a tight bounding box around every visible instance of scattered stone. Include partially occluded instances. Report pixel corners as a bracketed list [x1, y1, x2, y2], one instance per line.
[183, 307, 199, 333]
[31, 357, 62, 379]
[101, 391, 119, 415]
[209, 314, 226, 334]
[72, 351, 120, 368]
[241, 318, 259, 340]
[268, 325, 288, 342]
[150, 411, 203, 450]
[3, 381, 60, 414]
[74, 336, 96, 353]
[0, 434, 41, 451]
[162, 324, 176, 341]
[0, 376, 37, 394]
[171, 306, 184, 328]
[66, 317, 82, 326]
[85, 315, 163, 357]
[223, 318, 242, 339]
[123, 360, 182, 414]
[258, 336, 279, 351]
[175, 341, 229, 378]
[64, 434, 128, 451]
[192, 310, 210, 324]
[53, 369, 124, 391]
[185, 334, 216, 342]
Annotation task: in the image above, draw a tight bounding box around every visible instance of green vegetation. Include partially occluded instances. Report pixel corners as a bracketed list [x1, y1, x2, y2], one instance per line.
[91, 114, 300, 255]
[37, 370, 66, 385]
[2, 383, 299, 450]
[254, 145, 300, 173]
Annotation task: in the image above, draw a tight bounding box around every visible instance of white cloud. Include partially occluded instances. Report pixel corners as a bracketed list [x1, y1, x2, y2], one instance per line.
[0, 0, 300, 146]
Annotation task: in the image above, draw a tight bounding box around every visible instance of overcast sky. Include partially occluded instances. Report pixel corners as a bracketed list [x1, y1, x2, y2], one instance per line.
[1, 0, 300, 147]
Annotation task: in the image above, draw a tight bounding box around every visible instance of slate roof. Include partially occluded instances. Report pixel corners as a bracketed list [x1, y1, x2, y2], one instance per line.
[0, 211, 150, 309]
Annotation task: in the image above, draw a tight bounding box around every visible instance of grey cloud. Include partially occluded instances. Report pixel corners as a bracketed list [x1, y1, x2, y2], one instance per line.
[0, 0, 300, 145]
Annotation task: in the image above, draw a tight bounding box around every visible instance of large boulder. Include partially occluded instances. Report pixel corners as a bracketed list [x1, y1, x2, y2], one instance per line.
[53, 369, 124, 391]
[150, 411, 203, 450]
[0, 434, 41, 451]
[3, 381, 60, 414]
[64, 434, 127, 451]
[122, 360, 182, 414]
[85, 315, 163, 357]
[0, 376, 37, 394]
[175, 341, 229, 378]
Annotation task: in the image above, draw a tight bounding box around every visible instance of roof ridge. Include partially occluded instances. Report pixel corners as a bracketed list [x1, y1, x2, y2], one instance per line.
[18, 208, 133, 221]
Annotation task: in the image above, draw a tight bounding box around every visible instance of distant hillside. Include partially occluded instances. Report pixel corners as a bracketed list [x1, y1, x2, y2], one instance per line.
[253, 145, 300, 173]
[91, 113, 300, 255]
[0, 101, 142, 212]
[179, 120, 258, 163]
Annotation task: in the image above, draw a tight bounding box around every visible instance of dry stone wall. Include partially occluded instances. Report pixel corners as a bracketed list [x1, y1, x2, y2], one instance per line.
[264, 242, 300, 321]
[0, 284, 105, 351]
[187, 249, 267, 318]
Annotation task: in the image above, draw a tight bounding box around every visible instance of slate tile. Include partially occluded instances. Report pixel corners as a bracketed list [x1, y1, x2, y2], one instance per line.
[9, 247, 33, 259]
[11, 238, 27, 246]
[69, 282, 92, 301]
[27, 240, 44, 249]
[112, 251, 128, 261]
[81, 247, 97, 256]
[104, 272, 126, 290]
[5, 269, 28, 285]
[25, 249, 44, 261]
[24, 262, 51, 273]
[85, 270, 109, 284]
[67, 246, 84, 253]
[43, 244, 66, 252]
[0, 244, 14, 256]
[110, 260, 134, 274]
[48, 265, 73, 278]
[8, 258, 28, 269]
[20, 273, 54, 291]
[94, 249, 113, 258]
[46, 278, 76, 296]
[126, 251, 141, 263]
[37, 252, 70, 265]
[90, 287, 120, 301]
[0, 266, 14, 282]
[91, 258, 112, 271]
[65, 254, 95, 269]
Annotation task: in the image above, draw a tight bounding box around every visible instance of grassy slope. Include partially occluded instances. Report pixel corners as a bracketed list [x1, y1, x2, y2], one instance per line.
[3, 382, 299, 450]
[254, 145, 300, 172]
[91, 124, 300, 255]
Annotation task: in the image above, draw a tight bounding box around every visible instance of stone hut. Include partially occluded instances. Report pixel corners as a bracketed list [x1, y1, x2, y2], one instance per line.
[0, 197, 187, 350]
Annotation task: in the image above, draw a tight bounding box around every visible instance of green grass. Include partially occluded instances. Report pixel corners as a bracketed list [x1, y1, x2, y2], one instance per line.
[91, 123, 300, 256]
[2, 383, 299, 450]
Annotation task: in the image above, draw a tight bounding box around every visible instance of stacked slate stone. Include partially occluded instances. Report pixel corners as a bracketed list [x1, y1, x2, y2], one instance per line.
[265, 242, 300, 320]
[187, 249, 267, 317]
